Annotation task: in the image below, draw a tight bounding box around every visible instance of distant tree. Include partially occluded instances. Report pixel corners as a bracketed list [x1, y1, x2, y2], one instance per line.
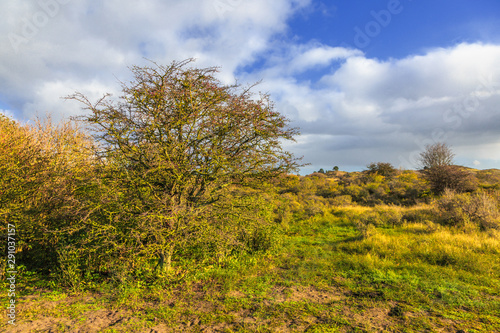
[366, 162, 397, 177]
[418, 143, 476, 194]
[318, 168, 325, 174]
[418, 142, 455, 170]
[68, 59, 301, 271]
[333, 166, 339, 172]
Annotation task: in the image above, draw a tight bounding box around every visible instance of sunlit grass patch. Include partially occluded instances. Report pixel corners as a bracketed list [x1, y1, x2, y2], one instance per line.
[277, 205, 500, 328]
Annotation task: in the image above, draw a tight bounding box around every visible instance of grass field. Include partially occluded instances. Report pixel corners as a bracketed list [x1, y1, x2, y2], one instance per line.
[3, 205, 500, 332]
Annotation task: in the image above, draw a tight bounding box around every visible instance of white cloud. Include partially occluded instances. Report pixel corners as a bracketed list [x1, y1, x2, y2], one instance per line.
[0, 0, 311, 118]
[23, 79, 122, 121]
[1, 0, 500, 171]
[289, 45, 363, 73]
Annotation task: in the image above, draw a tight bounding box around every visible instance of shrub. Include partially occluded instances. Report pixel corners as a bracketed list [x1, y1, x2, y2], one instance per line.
[0, 114, 98, 276]
[388, 171, 431, 205]
[330, 195, 353, 207]
[424, 165, 477, 194]
[302, 196, 327, 217]
[374, 206, 403, 227]
[56, 247, 84, 291]
[353, 218, 377, 239]
[180, 189, 283, 263]
[436, 189, 500, 229]
[344, 184, 370, 203]
[437, 190, 474, 226]
[366, 162, 398, 178]
[469, 191, 500, 230]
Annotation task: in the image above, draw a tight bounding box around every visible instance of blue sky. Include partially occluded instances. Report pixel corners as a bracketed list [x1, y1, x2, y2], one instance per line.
[2, 0, 500, 173]
[288, 1, 500, 58]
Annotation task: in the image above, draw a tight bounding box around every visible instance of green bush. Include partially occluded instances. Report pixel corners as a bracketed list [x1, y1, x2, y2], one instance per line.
[424, 165, 477, 194]
[366, 162, 398, 177]
[469, 191, 500, 230]
[56, 247, 84, 291]
[436, 189, 500, 229]
[401, 207, 436, 224]
[353, 217, 377, 239]
[374, 206, 403, 227]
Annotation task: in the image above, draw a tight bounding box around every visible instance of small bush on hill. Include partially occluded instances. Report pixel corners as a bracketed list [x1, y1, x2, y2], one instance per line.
[424, 165, 477, 194]
[366, 162, 398, 178]
[436, 189, 500, 229]
[329, 195, 353, 207]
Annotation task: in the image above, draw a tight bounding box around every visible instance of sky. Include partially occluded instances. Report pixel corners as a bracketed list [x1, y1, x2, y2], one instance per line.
[2, 0, 500, 173]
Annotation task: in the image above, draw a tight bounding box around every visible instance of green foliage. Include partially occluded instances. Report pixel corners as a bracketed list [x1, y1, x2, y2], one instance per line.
[475, 169, 500, 189]
[353, 218, 378, 239]
[181, 187, 283, 263]
[437, 189, 500, 229]
[330, 195, 353, 207]
[56, 247, 84, 292]
[366, 162, 397, 178]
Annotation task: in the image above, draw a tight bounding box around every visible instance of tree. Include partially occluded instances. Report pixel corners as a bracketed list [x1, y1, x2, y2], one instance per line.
[417, 142, 455, 170]
[417, 142, 476, 193]
[68, 59, 301, 271]
[366, 162, 397, 177]
[333, 166, 339, 172]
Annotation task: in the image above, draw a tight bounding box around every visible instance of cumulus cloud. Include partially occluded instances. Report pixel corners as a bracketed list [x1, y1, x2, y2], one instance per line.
[1, 0, 500, 172]
[0, 0, 310, 118]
